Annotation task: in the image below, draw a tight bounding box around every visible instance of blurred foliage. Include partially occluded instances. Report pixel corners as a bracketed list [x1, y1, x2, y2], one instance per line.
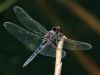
[0, 0, 16, 14]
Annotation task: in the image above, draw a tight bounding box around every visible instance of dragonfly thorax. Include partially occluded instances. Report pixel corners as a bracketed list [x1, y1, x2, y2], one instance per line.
[49, 30, 57, 41]
[44, 30, 57, 43]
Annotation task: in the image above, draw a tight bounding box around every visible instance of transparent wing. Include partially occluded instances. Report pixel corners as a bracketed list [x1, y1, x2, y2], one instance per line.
[4, 22, 66, 58]
[64, 38, 92, 50]
[13, 6, 48, 35]
[40, 42, 66, 58]
[4, 22, 43, 50]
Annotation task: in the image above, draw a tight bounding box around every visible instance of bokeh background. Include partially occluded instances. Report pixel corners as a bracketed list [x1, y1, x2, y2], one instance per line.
[0, 0, 100, 75]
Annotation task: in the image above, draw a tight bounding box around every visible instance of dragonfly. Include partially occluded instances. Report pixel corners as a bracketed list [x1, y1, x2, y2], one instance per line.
[3, 6, 92, 68]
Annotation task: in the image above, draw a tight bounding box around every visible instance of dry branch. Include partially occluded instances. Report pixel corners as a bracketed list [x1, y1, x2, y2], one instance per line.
[54, 36, 66, 75]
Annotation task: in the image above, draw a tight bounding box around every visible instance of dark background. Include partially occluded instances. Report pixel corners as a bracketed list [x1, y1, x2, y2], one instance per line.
[0, 0, 100, 75]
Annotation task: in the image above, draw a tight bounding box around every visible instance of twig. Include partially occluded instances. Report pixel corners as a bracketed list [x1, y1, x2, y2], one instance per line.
[54, 36, 66, 75]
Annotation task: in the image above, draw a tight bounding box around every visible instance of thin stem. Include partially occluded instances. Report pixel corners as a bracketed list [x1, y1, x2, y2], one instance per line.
[54, 36, 66, 75]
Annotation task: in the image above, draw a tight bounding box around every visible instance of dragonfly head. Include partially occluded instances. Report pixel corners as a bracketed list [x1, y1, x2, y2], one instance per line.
[52, 26, 60, 34]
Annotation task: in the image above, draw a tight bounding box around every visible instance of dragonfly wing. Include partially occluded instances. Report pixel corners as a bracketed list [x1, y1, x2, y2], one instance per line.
[40, 43, 66, 58]
[13, 6, 48, 35]
[4, 22, 43, 50]
[4, 22, 66, 58]
[64, 38, 92, 50]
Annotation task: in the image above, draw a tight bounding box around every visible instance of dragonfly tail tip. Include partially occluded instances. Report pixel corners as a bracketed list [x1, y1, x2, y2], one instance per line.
[22, 64, 26, 68]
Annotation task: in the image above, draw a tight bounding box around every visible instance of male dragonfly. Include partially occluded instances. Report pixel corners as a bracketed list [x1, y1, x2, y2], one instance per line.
[3, 6, 92, 68]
